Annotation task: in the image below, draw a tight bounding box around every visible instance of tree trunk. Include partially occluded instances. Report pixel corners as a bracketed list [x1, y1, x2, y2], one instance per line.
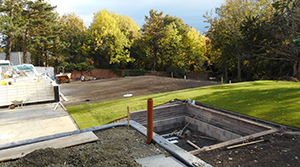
[294, 60, 300, 79]
[237, 53, 241, 81]
[293, 61, 297, 77]
[35, 53, 39, 66]
[23, 29, 29, 64]
[297, 61, 300, 79]
[45, 52, 48, 67]
[225, 61, 228, 80]
[153, 49, 157, 71]
[5, 35, 12, 61]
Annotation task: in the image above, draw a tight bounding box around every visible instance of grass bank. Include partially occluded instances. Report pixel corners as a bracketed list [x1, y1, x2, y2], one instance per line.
[67, 80, 300, 129]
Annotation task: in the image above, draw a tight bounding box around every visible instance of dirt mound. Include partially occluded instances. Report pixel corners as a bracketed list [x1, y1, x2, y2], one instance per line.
[279, 76, 299, 82]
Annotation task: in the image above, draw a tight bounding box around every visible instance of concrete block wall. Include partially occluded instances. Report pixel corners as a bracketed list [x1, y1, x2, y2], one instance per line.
[131, 103, 272, 140]
[186, 104, 269, 136]
[186, 116, 241, 141]
[131, 104, 186, 126]
[153, 117, 185, 132]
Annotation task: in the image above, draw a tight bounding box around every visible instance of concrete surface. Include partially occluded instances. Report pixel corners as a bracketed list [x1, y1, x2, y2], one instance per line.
[0, 103, 79, 146]
[135, 154, 187, 167]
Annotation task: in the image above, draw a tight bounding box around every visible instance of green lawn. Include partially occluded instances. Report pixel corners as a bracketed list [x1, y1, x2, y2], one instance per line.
[67, 80, 300, 129]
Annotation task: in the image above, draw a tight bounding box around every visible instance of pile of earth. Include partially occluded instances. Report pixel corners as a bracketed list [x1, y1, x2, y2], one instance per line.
[279, 76, 299, 82]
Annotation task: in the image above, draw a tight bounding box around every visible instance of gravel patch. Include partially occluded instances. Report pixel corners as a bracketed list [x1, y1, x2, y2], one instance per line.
[1, 126, 171, 167]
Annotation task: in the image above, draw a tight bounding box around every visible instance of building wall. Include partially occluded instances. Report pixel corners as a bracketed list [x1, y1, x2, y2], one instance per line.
[0, 52, 31, 65]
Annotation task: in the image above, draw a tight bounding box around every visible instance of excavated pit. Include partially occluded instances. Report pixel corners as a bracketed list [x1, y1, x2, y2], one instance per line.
[131, 102, 277, 153]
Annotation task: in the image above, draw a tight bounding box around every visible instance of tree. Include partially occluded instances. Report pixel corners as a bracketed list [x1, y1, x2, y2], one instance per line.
[25, 0, 63, 66]
[205, 0, 274, 81]
[142, 10, 207, 73]
[241, 0, 300, 78]
[58, 13, 87, 65]
[159, 22, 182, 71]
[205, 16, 238, 79]
[0, 0, 25, 60]
[87, 9, 141, 68]
[182, 27, 207, 72]
[142, 9, 164, 71]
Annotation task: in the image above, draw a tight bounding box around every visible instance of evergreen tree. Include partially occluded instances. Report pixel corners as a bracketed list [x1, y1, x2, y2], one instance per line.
[25, 0, 63, 66]
[0, 0, 25, 61]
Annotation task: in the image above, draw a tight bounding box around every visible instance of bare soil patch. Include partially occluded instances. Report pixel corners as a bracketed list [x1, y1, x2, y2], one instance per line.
[197, 131, 300, 167]
[59, 76, 219, 106]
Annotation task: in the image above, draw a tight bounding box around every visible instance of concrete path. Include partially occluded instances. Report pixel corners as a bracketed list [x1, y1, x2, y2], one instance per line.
[0, 103, 78, 146]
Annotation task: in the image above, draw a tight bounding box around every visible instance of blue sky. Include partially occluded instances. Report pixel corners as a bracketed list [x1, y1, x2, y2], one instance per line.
[49, 0, 224, 34]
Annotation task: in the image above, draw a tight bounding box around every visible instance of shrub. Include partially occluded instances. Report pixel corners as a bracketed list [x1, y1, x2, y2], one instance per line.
[58, 62, 94, 73]
[77, 62, 94, 72]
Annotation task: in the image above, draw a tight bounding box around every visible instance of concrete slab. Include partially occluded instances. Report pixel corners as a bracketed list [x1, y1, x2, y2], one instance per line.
[0, 103, 70, 125]
[135, 154, 187, 167]
[0, 103, 78, 146]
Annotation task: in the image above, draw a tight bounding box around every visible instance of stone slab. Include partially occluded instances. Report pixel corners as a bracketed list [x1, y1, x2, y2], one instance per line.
[0, 103, 78, 146]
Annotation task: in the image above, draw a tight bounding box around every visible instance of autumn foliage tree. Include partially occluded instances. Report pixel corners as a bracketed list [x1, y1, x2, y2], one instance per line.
[141, 9, 207, 74]
[57, 13, 87, 66]
[85, 9, 141, 68]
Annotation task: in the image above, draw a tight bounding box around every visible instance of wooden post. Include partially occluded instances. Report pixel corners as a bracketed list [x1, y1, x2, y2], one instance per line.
[221, 77, 223, 84]
[171, 72, 173, 78]
[187, 140, 201, 150]
[18, 52, 21, 65]
[127, 106, 130, 127]
[147, 99, 153, 144]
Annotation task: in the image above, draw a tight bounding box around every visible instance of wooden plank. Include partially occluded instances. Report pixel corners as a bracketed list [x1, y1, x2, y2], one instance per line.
[227, 139, 264, 150]
[0, 132, 98, 162]
[189, 129, 277, 155]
